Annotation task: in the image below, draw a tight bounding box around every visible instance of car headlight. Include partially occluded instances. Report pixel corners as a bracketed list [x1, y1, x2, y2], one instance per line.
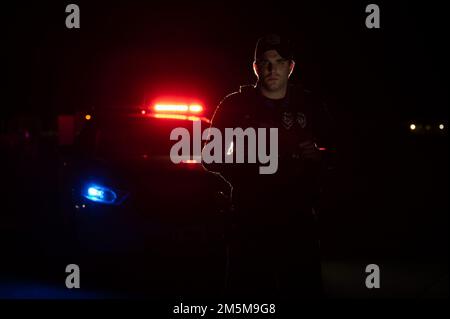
[82, 183, 122, 205]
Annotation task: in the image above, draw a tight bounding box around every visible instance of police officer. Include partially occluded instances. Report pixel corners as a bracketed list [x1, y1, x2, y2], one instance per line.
[204, 33, 335, 299]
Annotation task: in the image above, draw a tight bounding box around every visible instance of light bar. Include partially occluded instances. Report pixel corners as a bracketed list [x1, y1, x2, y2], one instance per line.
[181, 159, 199, 164]
[154, 104, 189, 112]
[153, 104, 203, 114]
[151, 113, 210, 123]
[188, 105, 203, 113]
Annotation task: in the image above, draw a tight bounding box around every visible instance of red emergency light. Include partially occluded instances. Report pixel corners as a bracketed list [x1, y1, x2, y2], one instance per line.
[181, 159, 199, 164]
[153, 104, 203, 114]
[140, 99, 210, 123]
[152, 113, 205, 122]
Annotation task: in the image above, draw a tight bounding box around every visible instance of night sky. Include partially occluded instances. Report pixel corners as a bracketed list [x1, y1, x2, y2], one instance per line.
[3, 1, 447, 121]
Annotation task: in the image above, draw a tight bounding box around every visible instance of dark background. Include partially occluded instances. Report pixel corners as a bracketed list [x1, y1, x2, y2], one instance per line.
[1, 0, 448, 298]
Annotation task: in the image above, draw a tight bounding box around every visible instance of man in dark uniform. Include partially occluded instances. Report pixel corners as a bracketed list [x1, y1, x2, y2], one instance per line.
[203, 33, 335, 299]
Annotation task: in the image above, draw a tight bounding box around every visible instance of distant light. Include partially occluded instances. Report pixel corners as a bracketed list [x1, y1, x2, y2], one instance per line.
[85, 114, 92, 120]
[439, 124, 444, 130]
[410, 124, 416, 131]
[141, 110, 147, 115]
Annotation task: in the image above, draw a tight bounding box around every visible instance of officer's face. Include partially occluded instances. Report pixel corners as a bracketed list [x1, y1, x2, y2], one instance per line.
[254, 50, 295, 93]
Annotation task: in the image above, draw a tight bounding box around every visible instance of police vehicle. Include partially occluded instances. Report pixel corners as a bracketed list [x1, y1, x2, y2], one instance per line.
[58, 100, 230, 296]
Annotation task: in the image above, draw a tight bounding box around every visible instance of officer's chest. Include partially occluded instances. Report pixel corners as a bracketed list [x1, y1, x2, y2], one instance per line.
[254, 104, 313, 140]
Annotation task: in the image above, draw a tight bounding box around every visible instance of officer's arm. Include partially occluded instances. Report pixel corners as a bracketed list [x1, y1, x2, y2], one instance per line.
[202, 94, 245, 184]
[201, 96, 231, 174]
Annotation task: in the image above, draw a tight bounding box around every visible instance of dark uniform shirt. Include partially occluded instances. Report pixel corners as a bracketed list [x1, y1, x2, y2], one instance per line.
[206, 83, 334, 207]
[204, 83, 335, 297]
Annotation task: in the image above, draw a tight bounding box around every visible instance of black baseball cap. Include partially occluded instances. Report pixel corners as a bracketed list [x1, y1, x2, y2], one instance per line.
[254, 33, 294, 62]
